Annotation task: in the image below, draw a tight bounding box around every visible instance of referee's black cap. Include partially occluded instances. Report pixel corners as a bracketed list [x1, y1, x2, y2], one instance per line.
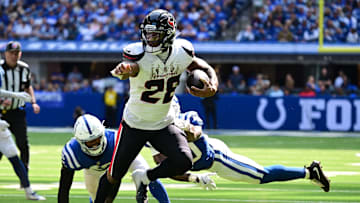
[5, 41, 21, 52]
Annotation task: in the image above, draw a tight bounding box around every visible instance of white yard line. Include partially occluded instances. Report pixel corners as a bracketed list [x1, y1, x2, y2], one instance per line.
[0, 193, 358, 203]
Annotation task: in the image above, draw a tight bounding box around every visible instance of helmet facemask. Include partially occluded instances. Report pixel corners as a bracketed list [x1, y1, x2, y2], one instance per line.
[140, 9, 176, 55]
[74, 114, 107, 156]
[77, 132, 107, 156]
[142, 24, 167, 54]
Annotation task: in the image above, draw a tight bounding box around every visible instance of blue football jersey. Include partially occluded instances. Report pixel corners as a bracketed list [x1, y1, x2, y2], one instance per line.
[179, 111, 215, 171]
[61, 129, 116, 171]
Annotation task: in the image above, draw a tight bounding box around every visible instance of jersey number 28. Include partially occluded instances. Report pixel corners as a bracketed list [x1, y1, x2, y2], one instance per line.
[141, 75, 180, 104]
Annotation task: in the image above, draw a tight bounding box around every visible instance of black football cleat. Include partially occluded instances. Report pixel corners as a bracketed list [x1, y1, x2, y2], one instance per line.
[307, 160, 330, 192]
[136, 183, 148, 203]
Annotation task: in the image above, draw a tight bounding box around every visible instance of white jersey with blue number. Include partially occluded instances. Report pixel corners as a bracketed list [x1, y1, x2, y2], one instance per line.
[61, 129, 116, 172]
[182, 111, 267, 183]
[123, 39, 194, 130]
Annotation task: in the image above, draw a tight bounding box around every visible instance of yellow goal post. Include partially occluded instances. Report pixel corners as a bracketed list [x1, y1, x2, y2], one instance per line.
[318, 0, 360, 53]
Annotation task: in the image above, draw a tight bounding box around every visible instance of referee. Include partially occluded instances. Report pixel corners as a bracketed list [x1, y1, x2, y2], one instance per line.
[0, 41, 40, 171]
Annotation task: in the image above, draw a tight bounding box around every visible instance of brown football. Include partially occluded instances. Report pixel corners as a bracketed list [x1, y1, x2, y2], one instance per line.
[186, 69, 209, 89]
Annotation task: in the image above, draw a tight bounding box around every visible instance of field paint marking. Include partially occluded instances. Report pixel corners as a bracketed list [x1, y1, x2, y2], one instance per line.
[28, 127, 360, 138]
[0, 170, 358, 179]
[0, 182, 195, 191]
[214, 187, 359, 193]
[325, 171, 360, 177]
[0, 194, 358, 203]
[356, 153, 360, 157]
[1, 182, 358, 194]
[350, 163, 360, 166]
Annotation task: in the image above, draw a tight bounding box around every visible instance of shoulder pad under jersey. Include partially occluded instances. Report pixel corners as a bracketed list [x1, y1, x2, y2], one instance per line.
[180, 111, 204, 127]
[61, 139, 82, 170]
[123, 42, 145, 62]
[175, 38, 194, 57]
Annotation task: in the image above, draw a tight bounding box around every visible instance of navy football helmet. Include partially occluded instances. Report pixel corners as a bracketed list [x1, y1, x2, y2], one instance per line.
[140, 9, 176, 54]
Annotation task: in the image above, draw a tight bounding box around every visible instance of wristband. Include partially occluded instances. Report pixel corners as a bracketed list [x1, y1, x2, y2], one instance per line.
[188, 174, 199, 183]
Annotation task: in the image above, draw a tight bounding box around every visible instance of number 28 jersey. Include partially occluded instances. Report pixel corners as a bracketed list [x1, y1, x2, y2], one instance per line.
[123, 38, 194, 130]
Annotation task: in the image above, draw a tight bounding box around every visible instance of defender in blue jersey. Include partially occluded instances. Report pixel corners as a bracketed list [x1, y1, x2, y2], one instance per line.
[151, 97, 330, 192]
[58, 114, 170, 203]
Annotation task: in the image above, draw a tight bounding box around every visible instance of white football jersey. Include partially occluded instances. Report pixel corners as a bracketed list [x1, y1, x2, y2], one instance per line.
[123, 38, 194, 130]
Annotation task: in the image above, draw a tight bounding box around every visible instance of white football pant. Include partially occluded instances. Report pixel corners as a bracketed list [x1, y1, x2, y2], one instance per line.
[0, 128, 18, 158]
[83, 154, 150, 200]
[208, 138, 267, 184]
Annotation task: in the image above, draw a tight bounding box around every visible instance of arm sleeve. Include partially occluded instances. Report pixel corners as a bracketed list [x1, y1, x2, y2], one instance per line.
[0, 89, 19, 98]
[58, 165, 75, 203]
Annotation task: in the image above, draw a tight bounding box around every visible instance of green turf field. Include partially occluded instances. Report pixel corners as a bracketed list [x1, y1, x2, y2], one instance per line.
[0, 132, 359, 203]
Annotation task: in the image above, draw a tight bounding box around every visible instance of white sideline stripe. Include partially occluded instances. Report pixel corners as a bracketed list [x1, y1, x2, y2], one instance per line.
[28, 127, 360, 137]
[28, 127, 360, 138]
[206, 130, 360, 138]
[0, 194, 358, 203]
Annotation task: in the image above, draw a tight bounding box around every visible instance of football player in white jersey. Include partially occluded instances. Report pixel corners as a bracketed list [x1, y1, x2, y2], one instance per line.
[95, 9, 218, 203]
[152, 97, 330, 193]
[58, 114, 170, 203]
[0, 72, 46, 200]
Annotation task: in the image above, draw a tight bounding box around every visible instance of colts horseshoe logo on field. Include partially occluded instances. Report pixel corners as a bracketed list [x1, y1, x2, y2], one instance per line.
[256, 98, 286, 130]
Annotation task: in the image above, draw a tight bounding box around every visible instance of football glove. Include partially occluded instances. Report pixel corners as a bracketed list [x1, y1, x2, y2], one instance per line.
[189, 173, 217, 190]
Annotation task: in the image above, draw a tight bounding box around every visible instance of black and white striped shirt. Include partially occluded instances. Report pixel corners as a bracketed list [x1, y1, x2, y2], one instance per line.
[0, 59, 31, 110]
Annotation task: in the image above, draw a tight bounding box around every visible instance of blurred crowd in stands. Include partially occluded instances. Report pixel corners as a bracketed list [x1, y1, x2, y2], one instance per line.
[217, 65, 359, 97]
[236, 0, 360, 43]
[33, 65, 359, 98]
[0, 0, 246, 42]
[1, 0, 359, 43]
[32, 66, 130, 95]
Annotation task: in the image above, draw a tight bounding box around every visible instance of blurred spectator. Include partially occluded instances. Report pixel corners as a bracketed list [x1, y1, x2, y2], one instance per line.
[236, 25, 255, 42]
[49, 67, 65, 86]
[181, 23, 197, 41]
[346, 28, 359, 43]
[201, 93, 218, 129]
[79, 79, 93, 93]
[317, 83, 331, 96]
[306, 75, 320, 93]
[67, 66, 83, 83]
[278, 24, 293, 42]
[250, 73, 269, 95]
[13, 19, 32, 40]
[73, 106, 85, 121]
[334, 70, 345, 89]
[266, 83, 284, 97]
[197, 25, 210, 41]
[303, 24, 319, 42]
[227, 65, 246, 93]
[284, 73, 295, 93]
[299, 84, 316, 97]
[92, 75, 106, 93]
[214, 65, 227, 94]
[318, 67, 332, 90]
[104, 86, 117, 128]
